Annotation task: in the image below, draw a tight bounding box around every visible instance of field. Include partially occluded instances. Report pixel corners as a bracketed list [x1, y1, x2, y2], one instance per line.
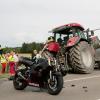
[18, 53, 31, 58]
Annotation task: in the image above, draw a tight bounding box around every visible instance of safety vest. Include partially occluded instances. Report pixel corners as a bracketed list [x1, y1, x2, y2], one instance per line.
[8, 55, 15, 62]
[0, 55, 7, 63]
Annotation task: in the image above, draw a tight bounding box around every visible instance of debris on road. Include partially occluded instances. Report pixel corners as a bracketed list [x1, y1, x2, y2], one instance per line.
[71, 84, 76, 87]
[82, 86, 88, 89]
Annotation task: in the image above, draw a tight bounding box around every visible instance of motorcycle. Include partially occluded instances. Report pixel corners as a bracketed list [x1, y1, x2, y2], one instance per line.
[13, 56, 63, 95]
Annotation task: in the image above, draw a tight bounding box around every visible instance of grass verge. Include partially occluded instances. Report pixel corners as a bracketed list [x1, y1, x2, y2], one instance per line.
[0, 73, 10, 79]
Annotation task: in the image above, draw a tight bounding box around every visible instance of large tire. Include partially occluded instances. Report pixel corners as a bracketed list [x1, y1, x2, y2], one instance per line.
[13, 74, 27, 90]
[68, 41, 95, 74]
[47, 74, 63, 95]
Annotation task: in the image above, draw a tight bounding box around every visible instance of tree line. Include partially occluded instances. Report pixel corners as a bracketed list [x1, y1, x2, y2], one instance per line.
[3, 42, 44, 53]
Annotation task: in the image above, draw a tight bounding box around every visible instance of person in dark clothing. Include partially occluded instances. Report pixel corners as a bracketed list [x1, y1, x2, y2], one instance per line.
[31, 50, 38, 59]
[0, 45, 3, 55]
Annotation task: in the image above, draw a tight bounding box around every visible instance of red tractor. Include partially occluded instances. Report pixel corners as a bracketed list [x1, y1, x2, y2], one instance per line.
[51, 23, 95, 74]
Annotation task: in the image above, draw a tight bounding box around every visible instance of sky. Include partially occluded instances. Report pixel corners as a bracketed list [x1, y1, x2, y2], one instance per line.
[0, 0, 100, 47]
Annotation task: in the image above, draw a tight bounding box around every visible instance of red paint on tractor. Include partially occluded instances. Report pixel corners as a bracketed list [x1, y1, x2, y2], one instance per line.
[67, 37, 80, 47]
[52, 23, 84, 33]
[47, 42, 60, 52]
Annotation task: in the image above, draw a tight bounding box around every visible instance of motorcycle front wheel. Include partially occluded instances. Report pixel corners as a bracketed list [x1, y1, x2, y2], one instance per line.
[47, 73, 63, 95]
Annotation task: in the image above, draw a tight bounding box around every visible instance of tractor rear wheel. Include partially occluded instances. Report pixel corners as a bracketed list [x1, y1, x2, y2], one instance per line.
[68, 41, 94, 74]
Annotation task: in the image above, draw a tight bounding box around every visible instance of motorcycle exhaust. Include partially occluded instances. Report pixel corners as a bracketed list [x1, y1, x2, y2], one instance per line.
[17, 72, 40, 87]
[17, 72, 27, 80]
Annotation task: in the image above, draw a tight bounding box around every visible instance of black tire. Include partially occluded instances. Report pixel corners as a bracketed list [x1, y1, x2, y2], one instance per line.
[47, 74, 63, 95]
[13, 74, 27, 90]
[68, 41, 95, 74]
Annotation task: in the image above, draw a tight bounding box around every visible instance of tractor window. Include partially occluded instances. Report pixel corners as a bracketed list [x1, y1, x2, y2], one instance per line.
[68, 29, 86, 39]
[54, 33, 62, 45]
[55, 33, 61, 42]
[77, 30, 86, 39]
[55, 33, 68, 45]
[69, 34, 74, 38]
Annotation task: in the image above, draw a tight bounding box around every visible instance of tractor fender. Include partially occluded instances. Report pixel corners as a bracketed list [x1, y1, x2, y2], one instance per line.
[66, 36, 88, 47]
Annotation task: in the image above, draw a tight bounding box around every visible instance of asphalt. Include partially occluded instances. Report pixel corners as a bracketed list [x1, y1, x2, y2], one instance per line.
[1, 70, 100, 100]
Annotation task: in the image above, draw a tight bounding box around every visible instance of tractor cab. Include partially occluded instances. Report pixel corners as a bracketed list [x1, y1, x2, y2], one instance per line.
[51, 23, 86, 47]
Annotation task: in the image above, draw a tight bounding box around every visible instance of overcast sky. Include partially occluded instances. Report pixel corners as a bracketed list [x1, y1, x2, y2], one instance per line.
[0, 0, 100, 47]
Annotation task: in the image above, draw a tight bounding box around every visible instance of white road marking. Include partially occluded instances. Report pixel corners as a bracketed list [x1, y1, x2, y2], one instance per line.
[64, 75, 100, 83]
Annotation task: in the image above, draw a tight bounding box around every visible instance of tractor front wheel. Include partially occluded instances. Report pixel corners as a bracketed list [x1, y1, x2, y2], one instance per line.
[68, 41, 94, 74]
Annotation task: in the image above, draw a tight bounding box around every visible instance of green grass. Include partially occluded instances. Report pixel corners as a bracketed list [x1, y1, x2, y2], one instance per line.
[0, 65, 10, 79]
[0, 73, 10, 79]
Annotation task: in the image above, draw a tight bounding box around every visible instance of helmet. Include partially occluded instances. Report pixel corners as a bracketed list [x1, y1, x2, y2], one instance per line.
[47, 36, 55, 43]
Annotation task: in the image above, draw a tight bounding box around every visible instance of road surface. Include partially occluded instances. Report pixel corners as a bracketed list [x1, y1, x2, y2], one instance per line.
[1, 70, 100, 100]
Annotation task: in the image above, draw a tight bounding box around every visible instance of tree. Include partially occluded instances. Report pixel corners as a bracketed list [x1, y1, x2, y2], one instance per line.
[20, 42, 44, 53]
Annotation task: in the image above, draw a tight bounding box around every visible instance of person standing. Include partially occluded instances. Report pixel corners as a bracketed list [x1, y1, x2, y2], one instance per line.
[32, 50, 38, 59]
[0, 45, 3, 55]
[8, 51, 15, 80]
[13, 51, 19, 71]
[0, 54, 7, 74]
[32, 50, 41, 59]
